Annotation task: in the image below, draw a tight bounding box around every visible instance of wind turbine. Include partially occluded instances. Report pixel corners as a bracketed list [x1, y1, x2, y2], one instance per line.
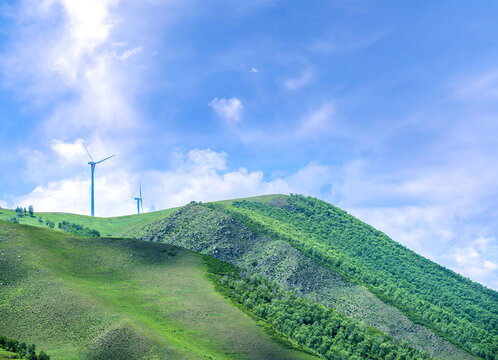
[83, 144, 115, 217]
[134, 182, 143, 214]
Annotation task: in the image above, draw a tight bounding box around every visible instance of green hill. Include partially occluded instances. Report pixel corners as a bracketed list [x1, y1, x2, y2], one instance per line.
[0, 221, 318, 360]
[0, 207, 178, 238]
[1, 194, 496, 359]
[218, 195, 497, 359]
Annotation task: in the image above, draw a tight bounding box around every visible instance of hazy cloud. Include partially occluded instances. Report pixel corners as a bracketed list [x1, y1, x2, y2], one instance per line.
[209, 97, 243, 123]
[454, 69, 498, 100]
[284, 70, 312, 90]
[298, 103, 335, 137]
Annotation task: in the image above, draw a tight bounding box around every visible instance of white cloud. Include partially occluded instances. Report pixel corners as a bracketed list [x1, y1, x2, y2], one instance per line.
[50, 138, 86, 164]
[118, 46, 143, 60]
[17, 170, 134, 217]
[484, 260, 498, 271]
[475, 237, 494, 251]
[251, 67, 258, 73]
[14, 149, 332, 217]
[2, 0, 144, 140]
[453, 246, 481, 266]
[332, 155, 498, 290]
[284, 70, 312, 90]
[209, 97, 243, 123]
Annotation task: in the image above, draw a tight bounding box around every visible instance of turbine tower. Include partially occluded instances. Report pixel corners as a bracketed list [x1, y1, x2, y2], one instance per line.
[134, 182, 143, 214]
[83, 144, 115, 217]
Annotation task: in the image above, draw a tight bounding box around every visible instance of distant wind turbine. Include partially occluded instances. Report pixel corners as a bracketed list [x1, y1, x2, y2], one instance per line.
[134, 182, 143, 214]
[83, 144, 115, 217]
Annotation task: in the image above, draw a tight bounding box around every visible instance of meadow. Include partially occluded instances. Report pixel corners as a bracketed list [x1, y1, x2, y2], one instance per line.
[0, 220, 316, 360]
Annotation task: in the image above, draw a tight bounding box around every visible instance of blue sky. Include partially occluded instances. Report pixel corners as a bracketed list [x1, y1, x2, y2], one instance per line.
[0, 0, 497, 289]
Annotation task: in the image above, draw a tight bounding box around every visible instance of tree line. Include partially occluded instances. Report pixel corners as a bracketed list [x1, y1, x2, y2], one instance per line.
[0, 334, 50, 360]
[203, 255, 431, 360]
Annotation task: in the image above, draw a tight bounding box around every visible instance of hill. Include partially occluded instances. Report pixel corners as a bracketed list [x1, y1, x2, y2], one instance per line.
[0, 221, 318, 360]
[135, 195, 496, 360]
[0, 207, 177, 238]
[218, 195, 497, 359]
[1, 194, 496, 359]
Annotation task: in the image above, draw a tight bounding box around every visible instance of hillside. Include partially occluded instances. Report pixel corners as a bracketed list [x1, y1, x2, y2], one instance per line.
[0, 207, 178, 238]
[0, 221, 318, 360]
[136, 201, 479, 360]
[1, 194, 496, 359]
[135, 195, 497, 360]
[217, 195, 497, 359]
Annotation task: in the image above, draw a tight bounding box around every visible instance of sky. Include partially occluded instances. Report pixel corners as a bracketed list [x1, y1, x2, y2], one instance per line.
[0, 0, 497, 290]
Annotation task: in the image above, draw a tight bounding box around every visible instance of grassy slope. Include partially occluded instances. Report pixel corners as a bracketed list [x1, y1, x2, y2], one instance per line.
[138, 202, 476, 360]
[0, 195, 494, 358]
[0, 208, 178, 237]
[0, 221, 317, 360]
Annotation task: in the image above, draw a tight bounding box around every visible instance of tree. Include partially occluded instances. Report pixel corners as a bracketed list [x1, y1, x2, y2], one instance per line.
[28, 205, 34, 217]
[38, 216, 43, 224]
[38, 351, 50, 360]
[15, 206, 23, 217]
[27, 344, 37, 360]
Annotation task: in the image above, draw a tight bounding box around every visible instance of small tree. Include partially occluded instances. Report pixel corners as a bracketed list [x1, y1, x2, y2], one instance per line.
[19, 342, 27, 357]
[15, 206, 23, 217]
[38, 351, 50, 360]
[38, 216, 43, 224]
[28, 205, 34, 217]
[26, 344, 36, 360]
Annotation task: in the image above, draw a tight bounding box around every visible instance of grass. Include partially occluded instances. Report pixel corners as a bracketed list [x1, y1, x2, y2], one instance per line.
[0, 348, 18, 359]
[0, 207, 178, 238]
[0, 220, 317, 360]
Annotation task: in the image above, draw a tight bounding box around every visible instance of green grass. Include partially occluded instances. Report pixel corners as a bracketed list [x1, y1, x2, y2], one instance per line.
[0, 220, 317, 360]
[0, 207, 178, 237]
[0, 348, 18, 359]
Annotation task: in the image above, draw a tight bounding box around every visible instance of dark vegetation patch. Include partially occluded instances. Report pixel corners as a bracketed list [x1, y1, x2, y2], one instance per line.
[57, 221, 100, 237]
[0, 334, 50, 360]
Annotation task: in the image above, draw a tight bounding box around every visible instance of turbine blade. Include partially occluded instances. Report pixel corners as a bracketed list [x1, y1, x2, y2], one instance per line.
[95, 154, 115, 164]
[140, 181, 142, 197]
[141, 199, 144, 213]
[82, 144, 94, 161]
